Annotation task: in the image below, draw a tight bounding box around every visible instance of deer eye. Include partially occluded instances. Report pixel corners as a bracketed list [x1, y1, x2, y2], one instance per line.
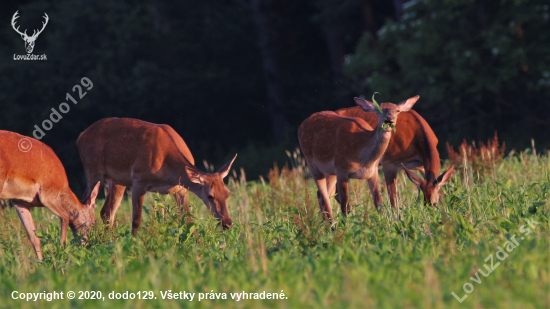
[208, 194, 215, 200]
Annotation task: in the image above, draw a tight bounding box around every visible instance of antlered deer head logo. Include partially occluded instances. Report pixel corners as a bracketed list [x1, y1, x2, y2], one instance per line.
[11, 11, 49, 54]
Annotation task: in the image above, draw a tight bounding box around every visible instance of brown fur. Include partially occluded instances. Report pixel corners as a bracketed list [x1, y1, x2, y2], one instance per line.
[0, 131, 99, 260]
[335, 106, 453, 206]
[299, 96, 419, 221]
[77, 118, 236, 236]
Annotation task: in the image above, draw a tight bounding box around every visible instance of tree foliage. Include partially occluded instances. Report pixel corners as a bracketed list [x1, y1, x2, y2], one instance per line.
[346, 0, 550, 149]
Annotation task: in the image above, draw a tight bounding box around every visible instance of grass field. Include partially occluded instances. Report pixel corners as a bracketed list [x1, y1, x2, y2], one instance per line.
[0, 148, 548, 309]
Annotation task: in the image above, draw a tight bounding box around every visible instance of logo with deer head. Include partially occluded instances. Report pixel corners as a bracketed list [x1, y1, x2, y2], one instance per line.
[11, 11, 48, 54]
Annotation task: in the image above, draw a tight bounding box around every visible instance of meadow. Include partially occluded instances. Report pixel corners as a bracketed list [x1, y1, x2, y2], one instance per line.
[0, 145, 548, 309]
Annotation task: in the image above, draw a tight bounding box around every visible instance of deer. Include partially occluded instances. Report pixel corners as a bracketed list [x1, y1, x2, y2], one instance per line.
[76, 118, 237, 236]
[335, 106, 454, 207]
[0, 131, 100, 260]
[298, 96, 420, 221]
[11, 11, 49, 54]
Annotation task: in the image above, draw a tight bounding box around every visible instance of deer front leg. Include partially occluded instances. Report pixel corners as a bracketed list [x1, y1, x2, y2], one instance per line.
[131, 183, 147, 237]
[59, 217, 69, 246]
[13, 202, 44, 260]
[175, 189, 191, 216]
[367, 173, 383, 210]
[336, 177, 350, 217]
[175, 189, 199, 240]
[383, 166, 398, 208]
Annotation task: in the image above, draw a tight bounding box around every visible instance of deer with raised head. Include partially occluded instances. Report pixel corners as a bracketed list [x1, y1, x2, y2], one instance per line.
[0, 131, 100, 260]
[335, 106, 454, 206]
[77, 118, 237, 236]
[11, 11, 49, 54]
[298, 96, 419, 221]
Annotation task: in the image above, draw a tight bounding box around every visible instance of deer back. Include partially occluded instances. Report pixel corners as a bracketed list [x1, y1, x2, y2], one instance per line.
[298, 111, 379, 171]
[77, 118, 196, 186]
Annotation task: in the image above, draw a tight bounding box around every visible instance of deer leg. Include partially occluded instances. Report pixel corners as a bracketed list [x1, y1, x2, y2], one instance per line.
[59, 217, 70, 247]
[336, 177, 350, 217]
[313, 177, 333, 221]
[101, 180, 126, 228]
[383, 166, 398, 208]
[175, 189, 191, 215]
[175, 189, 194, 225]
[326, 175, 338, 204]
[367, 173, 383, 210]
[100, 183, 111, 224]
[13, 202, 44, 260]
[176, 189, 200, 240]
[130, 183, 147, 237]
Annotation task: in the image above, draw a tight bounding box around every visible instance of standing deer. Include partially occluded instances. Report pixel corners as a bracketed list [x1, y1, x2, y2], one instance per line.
[298, 96, 419, 221]
[11, 11, 49, 54]
[335, 107, 454, 206]
[0, 131, 100, 260]
[77, 118, 237, 236]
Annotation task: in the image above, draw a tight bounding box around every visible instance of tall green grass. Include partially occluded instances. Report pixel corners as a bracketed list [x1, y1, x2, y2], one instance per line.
[0, 149, 548, 308]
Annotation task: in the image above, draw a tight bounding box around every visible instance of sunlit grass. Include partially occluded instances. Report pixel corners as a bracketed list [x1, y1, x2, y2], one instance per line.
[0, 149, 548, 309]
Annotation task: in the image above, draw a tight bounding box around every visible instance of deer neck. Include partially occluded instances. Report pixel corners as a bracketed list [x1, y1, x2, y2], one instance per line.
[360, 127, 392, 166]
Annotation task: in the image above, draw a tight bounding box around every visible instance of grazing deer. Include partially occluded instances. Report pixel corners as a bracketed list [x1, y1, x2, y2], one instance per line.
[11, 11, 49, 54]
[298, 96, 419, 220]
[0, 131, 100, 260]
[77, 118, 237, 236]
[335, 107, 454, 206]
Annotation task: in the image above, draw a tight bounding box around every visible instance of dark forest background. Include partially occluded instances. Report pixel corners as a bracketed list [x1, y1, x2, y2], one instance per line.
[1, 0, 549, 195]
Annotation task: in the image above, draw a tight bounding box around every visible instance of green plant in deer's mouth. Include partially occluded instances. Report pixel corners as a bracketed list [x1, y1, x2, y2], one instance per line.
[372, 92, 396, 133]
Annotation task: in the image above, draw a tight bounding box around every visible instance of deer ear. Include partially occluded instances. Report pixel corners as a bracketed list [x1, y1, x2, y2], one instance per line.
[217, 154, 237, 179]
[86, 181, 101, 208]
[436, 165, 455, 188]
[402, 164, 424, 188]
[354, 97, 377, 113]
[185, 166, 204, 184]
[397, 95, 420, 112]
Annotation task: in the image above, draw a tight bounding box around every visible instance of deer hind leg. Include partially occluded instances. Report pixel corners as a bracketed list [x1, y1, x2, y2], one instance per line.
[130, 183, 147, 237]
[13, 202, 44, 260]
[326, 175, 338, 204]
[313, 176, 333, 221]
[383, 165, 398, 208]
[336, 176, 351, 217]
[101, 180, 126, 228]
[367, 172, 383, 210]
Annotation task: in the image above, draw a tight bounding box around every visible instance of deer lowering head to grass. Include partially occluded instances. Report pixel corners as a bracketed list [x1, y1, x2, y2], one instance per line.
[298, 95, 419, 221]
[335, 105, 454, 207]
[0, 131, 100, 260]
[77, 118, 237, 236]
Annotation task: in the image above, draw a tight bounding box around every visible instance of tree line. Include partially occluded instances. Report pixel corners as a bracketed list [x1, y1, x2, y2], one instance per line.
[0, 0, 547, 193]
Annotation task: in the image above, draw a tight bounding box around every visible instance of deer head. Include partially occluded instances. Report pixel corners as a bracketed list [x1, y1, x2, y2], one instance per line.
[11, 11, 49, 54]
[185, 154, 237, 229]
[69, 182, 100, 238]
[402, 164, 455, 206]
[354, 96, 420, 132]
